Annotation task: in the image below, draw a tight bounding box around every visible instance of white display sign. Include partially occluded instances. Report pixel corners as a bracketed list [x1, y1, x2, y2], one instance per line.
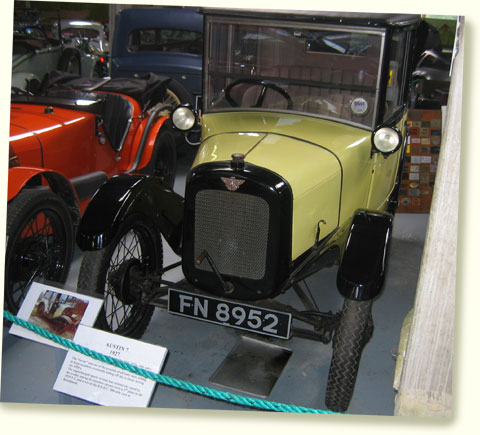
[54, 325, 168, 407]
[9, 282, 103, 349]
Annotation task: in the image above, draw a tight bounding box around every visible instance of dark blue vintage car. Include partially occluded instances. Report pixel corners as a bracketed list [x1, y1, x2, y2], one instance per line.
[110, 7, 203, 105]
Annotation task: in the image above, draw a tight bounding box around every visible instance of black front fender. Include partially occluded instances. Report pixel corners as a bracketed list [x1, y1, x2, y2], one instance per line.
[336, 210, 393, 301]
[76, 174, 184, 254]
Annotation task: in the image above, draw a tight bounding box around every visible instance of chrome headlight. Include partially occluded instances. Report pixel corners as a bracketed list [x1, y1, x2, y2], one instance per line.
[372, 126, 402, 154]
[172, 105, 197, 132]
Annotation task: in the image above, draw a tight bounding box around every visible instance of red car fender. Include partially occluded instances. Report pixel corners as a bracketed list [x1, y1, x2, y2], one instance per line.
[8, 166, 81, 223]
[135, 115, 170, 171]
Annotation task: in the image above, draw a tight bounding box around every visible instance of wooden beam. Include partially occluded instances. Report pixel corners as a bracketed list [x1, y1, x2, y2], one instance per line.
[393, 17, 464, 417]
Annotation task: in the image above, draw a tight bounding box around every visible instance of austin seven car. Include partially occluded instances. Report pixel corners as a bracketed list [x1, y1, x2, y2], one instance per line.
[75, 9, 425, 412]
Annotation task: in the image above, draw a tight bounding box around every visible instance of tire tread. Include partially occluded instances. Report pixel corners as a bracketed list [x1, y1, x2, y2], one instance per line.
[325, 299, 373, 412]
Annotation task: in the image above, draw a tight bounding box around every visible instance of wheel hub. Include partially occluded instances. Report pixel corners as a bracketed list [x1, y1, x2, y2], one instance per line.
[108, 259, 144, 305]
[14, 237, 48, 280]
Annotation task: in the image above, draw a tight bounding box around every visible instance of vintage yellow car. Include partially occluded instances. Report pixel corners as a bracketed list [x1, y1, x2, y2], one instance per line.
[76, 9, 423, 412]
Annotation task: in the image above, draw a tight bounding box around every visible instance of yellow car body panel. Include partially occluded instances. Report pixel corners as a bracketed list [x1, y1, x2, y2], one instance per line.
[193, 111, 402, 260]
[365, 115, 407, 211]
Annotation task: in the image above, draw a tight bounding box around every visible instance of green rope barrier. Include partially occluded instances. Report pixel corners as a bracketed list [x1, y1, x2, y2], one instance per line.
[3, 310, 340, 414]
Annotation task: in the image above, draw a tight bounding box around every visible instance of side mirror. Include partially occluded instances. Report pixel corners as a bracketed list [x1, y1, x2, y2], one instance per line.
[371, 125, 402, 155]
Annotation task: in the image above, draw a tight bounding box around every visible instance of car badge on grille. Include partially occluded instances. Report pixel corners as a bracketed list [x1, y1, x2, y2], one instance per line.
[221, 176, 245, 192]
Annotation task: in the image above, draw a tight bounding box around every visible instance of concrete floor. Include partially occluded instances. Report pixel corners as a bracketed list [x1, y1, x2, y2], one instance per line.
[1, 151, 428, 416]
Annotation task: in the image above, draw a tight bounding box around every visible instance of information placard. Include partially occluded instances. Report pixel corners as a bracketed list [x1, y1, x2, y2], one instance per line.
[9, 282, 103, 349]
[54, 325, 168, 407]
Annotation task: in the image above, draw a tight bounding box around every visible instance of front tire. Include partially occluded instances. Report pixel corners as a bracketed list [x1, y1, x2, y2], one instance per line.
[5, 189, 74, 314]
[148, 78, 194, 112]
[164, 78, 194, 106]
[77, 214, 163, 338]
[325, 298, 374, 412]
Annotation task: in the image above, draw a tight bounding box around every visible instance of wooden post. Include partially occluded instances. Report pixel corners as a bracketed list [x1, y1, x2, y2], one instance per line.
[393, 17, 463, 417]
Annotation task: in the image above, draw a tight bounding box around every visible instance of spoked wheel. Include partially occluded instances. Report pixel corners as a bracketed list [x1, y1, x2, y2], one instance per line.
[162, 88, 182, 106]
[5, 190, 74, 314]
[148, 78, 194, 114]
[163, 79, 193, 106]
[325, 298, 374, 413]
[77, 214, 163, 338]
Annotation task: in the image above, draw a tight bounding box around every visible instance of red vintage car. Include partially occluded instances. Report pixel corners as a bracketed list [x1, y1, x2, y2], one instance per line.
[6, 72, 187, 314]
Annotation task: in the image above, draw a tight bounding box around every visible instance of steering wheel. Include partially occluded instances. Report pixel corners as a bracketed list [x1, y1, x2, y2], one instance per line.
[224, 78, 293, 110]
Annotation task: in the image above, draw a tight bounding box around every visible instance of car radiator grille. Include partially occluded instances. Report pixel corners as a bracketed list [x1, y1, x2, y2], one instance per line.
[194, 189, 270, 280]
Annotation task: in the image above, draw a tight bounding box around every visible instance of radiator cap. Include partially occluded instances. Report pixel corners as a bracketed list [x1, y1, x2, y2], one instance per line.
[231, 153, 245, 170]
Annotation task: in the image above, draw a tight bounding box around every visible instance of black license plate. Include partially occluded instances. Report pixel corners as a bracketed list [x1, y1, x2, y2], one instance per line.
[168, 289, 292, 339]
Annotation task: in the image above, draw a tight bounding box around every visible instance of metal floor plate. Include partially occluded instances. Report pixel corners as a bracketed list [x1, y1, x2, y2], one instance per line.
[209, 336, 292, 398]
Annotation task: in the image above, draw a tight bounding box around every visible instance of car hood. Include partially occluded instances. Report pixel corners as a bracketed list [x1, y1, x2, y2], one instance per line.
[9, 103, 96, 168]
[195, 130, 341, 200]
[10, 103, 90, 135]
[194, 112, 371, 199]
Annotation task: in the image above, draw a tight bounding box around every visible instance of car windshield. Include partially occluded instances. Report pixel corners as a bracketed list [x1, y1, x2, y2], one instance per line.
[204, 17, 386, 128]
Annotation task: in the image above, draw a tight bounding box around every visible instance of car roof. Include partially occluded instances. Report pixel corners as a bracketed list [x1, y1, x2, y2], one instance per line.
[116, 7, 203, 32]
[202, 8, 422, 28]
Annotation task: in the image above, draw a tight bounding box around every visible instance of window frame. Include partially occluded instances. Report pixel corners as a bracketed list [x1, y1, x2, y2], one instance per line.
[203, 15, 388, 130]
